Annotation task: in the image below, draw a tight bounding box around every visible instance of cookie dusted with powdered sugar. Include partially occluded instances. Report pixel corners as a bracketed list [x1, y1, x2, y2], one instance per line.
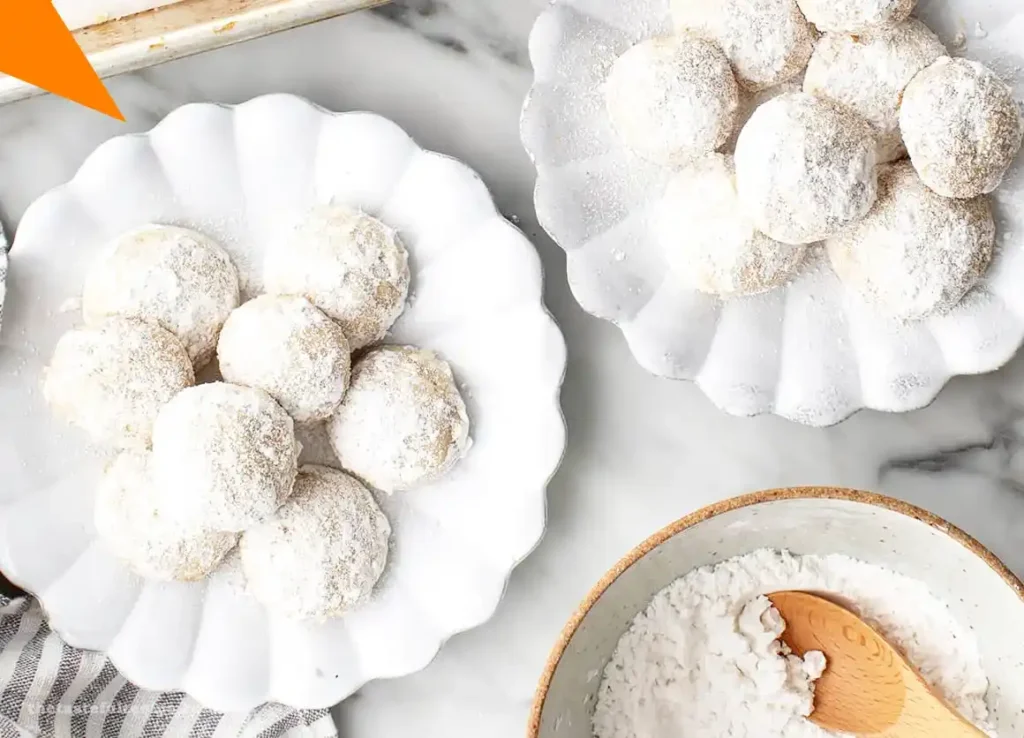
[264, 205, 410, 350]
[218, 295, 351, 423]
[657, 154, 807, 296]
[724, 82, 801, 154]
[605, 35, 739, 164]
[43, 317, 194, 450]
[671, 0, 815, 91]
[804, 19, 945, 162]
[151, 383, 299, 532]
[828, 162, 994, 320]
[796, 0, 914, 34]
[735, 92, 878, 245]
[900, 57, 1023, 199]
[95, 451, 236, 582]
[82, 224, 240, 370]
[240, 465, 390, 621]
[328, 346, 470, 493]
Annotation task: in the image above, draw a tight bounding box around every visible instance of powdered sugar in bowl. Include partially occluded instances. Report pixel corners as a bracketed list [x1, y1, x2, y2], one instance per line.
[529, 488, 1024, 738]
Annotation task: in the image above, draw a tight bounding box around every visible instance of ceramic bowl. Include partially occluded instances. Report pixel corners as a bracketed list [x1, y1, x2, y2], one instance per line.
[528, 487, 1024, 737]
[521, 0, 1024, 425]
[0, 95, 567, 711]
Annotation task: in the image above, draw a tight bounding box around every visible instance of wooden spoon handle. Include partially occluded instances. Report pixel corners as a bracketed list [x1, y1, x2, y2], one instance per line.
[887, 664, 990, 737]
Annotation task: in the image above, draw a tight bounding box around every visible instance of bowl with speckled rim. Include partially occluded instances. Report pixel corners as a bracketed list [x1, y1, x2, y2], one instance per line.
[521, 0, 1024, 426]
[0, 94, 567, 712]
[528, 487, 1024, 738]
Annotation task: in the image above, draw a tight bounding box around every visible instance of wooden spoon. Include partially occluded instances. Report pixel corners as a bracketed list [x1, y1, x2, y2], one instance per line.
[768, 591, 987, 737]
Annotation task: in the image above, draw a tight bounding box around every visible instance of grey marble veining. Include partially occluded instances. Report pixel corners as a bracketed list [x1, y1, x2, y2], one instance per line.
[0, 2, 1022, 735]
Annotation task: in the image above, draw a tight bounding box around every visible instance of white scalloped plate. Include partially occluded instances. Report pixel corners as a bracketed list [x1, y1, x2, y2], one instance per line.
[0, 95, 566, 711]
[521, 0, 1024, 426]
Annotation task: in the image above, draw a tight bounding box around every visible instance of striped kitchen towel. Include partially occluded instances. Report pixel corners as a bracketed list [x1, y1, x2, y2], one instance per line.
[0, 596, 338, 738]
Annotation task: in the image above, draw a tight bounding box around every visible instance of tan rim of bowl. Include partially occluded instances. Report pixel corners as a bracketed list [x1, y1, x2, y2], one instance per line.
[526, 485, 1024, 738]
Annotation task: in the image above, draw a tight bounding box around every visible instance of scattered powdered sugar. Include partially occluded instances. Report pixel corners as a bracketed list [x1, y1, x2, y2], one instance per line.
[604, 35, 739, 165]
[263, 205, 410, 351]
[328, 345, 470, 494]
[94, 451, 237, 581]
[657, 153, 807, 296]
[804, 19, 946, 162]
[735, 92, 878, 245]
[594, 548, 994, 738]
[795, 0, 913, 34]
[900, 56, 1024, 198]
[217, 294, 351, 423]
[240, 464, 390, 621]
[43, 316, 195, 450]
[828, 162, 995, 320]
[82, 224, 240, 370]
[671, 0, 815, 91]
[150, 382, 300, 533]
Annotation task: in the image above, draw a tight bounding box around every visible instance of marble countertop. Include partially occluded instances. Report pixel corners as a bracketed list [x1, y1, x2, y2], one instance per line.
[3, 1, 1024, 735]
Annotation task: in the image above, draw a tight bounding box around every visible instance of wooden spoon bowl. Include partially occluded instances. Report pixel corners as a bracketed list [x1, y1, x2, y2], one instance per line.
[769, 591, 988, 737]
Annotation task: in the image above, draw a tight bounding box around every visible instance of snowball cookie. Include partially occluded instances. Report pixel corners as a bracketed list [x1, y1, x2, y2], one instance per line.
[828, 163, 994, 320]
[671, 0, 815, 91]
[82, 224, 240, 369]
[804, 19, 945, 162]
[796, 0, 914, 34]
[735, 92, 878, 244]
[43, 317, 194, 450]
[264, 205, 410, 350]
[328, 346, 470, 493]
[151, 383, 300, 532]
[725, 82, 801, 153]
[604, 35, 739, 164]
[217, 295, 350, 423]
[95, 451, 237, 581]
[658, 154, 807, 296]
[900, 57, 1023, 199]
[240, 465, 390, 620]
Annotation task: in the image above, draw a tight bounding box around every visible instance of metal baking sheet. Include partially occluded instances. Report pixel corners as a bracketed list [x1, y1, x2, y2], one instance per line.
[0, 0, 386, 105]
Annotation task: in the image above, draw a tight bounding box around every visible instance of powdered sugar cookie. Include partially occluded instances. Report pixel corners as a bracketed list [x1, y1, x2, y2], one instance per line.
[264, 205, 409, 350]
[240, 465, 390, 620]
[218, 295, 350, 423]
[735, 92, 878, 244]
[658, 154, 807, 296]
[43, 317, 194, 450]
[95, 451, 236, 581]
[605, 35, 738, 164]
[82, 224, 239, 369]
[900, 57, 1023, 199]
[151, 382, 299, 532]
[796, 0, 915, 34]
[671, 0, 815, 91]
[328, 346, 469, 493]
[804, 19, 945, 162]
[828, 162, 994, 320]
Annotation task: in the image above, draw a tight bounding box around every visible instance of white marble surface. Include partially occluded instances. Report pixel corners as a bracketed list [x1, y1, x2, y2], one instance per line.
[3, 1, 1024, 735]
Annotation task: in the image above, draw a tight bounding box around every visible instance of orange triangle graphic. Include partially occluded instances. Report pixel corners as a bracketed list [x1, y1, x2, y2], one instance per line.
[0, 0, 123, 120]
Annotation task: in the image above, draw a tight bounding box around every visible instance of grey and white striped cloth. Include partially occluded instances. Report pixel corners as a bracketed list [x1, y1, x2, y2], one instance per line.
[0, 596, 338, 738]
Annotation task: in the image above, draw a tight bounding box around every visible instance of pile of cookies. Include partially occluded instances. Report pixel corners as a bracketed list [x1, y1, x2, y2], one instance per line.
[605, 0, 1023, 320]
[43, 207, 470, 621]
